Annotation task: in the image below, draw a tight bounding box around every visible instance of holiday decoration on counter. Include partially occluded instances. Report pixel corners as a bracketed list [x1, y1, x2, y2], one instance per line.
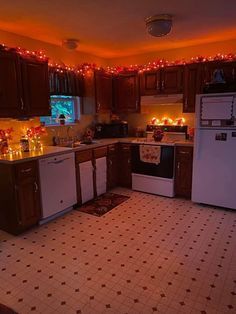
[0, 128, 13, 155]
[150, 116, 186, 126]
[26, 125, 46, 150]
[153, 127, 164, 142]
[83, 128, 94, 144]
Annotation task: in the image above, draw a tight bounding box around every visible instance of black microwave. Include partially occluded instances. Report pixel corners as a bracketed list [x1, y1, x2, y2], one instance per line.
[94, 122, 128, 138]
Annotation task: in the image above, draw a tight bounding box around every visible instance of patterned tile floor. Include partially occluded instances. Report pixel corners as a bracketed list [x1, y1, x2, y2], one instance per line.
[0, 188, 236, 314]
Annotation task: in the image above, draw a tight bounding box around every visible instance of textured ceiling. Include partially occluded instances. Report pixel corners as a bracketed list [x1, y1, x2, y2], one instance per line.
[0, 0, 236, 58]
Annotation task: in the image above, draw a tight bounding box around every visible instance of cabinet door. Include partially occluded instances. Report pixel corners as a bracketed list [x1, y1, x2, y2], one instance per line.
[183, 63, 203, 113]
[161, 66, 183, 94]
[140, 70, 161, 95]
[113, 72, 140, 113]
[118, 144, 132, 188]
[15, 161, 41, 229]
[21, 57, 50, 116]
[175, 146, 193, 198]
[107, 144, 118, 190]
[203, 61, 236, 84]
[0, 51, 22, 117]
[95, 71, 113, 112]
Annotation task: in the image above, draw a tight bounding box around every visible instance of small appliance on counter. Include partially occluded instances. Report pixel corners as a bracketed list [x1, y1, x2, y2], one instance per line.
[94, 121, 128, 138]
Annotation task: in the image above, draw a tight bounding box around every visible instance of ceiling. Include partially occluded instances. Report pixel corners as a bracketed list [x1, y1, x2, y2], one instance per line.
[1, 0, 236, 59]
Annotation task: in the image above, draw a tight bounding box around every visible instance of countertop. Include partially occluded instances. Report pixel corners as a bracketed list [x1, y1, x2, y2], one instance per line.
[0, 138, 193, 164]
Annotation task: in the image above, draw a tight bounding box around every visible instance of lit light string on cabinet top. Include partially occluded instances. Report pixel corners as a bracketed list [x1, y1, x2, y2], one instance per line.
[1, 43, 236, 74]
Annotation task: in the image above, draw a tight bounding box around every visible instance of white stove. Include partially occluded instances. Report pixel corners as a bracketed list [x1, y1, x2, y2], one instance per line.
[131, 125, 188, 198]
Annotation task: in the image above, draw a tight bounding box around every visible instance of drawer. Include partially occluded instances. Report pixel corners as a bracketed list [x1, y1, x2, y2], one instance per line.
[14, 161, 37, 181]
[93, 146, 107, 159]
[75, 149, 93, 163]
[176, 146, 193, 157]
[108, 144, 117, 154]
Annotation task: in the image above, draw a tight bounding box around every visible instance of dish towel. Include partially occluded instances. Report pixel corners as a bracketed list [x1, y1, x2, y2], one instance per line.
[139, 145, 161, 164]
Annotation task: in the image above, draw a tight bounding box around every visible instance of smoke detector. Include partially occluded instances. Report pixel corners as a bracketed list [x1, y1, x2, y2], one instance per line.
[145, 14, 173, 37]
[62, 39, 79, 50]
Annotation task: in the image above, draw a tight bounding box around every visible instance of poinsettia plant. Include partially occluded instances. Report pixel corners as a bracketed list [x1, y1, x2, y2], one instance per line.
[0, 128, 14, 141]
[153, 127, 164, 142]
[26, 125, 46, 138]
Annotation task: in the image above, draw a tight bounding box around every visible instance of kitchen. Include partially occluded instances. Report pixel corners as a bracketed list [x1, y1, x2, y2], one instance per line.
[0, 1, 236, 313]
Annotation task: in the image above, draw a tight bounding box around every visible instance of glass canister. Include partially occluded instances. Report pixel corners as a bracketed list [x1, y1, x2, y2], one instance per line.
[20, 136, 29, 152]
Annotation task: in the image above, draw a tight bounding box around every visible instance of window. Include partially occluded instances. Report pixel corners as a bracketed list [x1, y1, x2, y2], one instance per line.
[40, 95, 80, 126]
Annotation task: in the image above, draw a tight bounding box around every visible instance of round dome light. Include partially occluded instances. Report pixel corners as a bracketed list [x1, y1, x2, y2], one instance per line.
[145, 14, 172, 37]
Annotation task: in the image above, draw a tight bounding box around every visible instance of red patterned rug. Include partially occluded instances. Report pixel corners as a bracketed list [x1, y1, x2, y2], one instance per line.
[0, 304, 17, 314]
[77, 193, 129, 217]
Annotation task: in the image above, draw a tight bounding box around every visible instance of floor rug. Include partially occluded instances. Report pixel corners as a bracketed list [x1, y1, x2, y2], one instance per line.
[77, 193, 129, 217]
[0, 304, 18, 314]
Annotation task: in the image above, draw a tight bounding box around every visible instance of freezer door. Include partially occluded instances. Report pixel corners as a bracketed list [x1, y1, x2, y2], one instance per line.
[192, 129, 236, 209]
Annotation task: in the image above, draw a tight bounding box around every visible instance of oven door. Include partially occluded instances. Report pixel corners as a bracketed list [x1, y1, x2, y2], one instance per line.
[131, 144, 174, 178]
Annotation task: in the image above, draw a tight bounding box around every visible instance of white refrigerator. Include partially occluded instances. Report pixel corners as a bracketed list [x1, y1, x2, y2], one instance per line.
[192, 93, 236, 210]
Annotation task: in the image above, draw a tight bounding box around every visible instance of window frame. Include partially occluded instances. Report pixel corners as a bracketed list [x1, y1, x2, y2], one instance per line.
[40, 95, 80, 127]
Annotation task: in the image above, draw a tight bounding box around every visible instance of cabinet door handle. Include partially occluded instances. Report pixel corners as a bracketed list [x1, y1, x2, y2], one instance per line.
[97, 102, 101, 111]
[21, 168, 32, 173]
[128, 159, 131, 164]
[179, 151, 189, 155]
[34, 182, 38, 193]
[177, 161, 180, 170]
[156, 80, 159, 90]
[109, 160, 113, 166]
[161, 81, 164, 89]
[20, 98, 24, 110]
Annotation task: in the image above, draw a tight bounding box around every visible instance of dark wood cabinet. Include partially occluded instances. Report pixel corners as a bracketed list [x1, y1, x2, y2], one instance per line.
[0, 50, 22, 117]
[140, 70, 161, 95]
[118, 143, 132, 188]
[21, 57, 50, 116]
[183, 63, 203, 113]
[174, 146, 193, 199]
[113, 72, 140, 113]
[140, 66, 183, 95]
[0, 161, 41, 235]
[161, 66, 183, 94]
[203, 61, 236, 85]
[0, 50, 50, 118]
[107, 144, 118, 190]
[49, 67, 83, 96]
[95, 70, 113, 112]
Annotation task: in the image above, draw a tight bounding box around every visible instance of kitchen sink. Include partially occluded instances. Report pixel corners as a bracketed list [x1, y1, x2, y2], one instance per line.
[58, 140, 100, 148]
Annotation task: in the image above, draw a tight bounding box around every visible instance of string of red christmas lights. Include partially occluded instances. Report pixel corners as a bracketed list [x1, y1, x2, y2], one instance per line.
[1, 43, 236, 75]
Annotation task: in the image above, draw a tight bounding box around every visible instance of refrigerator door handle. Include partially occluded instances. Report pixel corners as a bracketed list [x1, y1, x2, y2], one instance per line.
[195, 130, 201, 160]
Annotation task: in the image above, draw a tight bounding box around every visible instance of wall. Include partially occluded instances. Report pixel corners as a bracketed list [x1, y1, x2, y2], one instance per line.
[105, 38, 236, 66]
[122, 104, 195, 136]
[0, 29, 106, 66]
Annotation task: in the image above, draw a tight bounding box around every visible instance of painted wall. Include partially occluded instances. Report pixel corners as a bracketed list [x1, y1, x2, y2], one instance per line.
[105, 38, 236, 66]
[0, 29, 106, 66]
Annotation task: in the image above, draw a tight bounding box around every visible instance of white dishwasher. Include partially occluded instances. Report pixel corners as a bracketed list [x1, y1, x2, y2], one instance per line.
[39, 152, 77, 222]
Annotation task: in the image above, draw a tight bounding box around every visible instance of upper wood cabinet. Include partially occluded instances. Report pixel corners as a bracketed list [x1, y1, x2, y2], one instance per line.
[140, 70, 161, 95]
[49, 67, 83, 96]
[183, 63, 203, 113]
[0, 50, 50, 118]
[0, 50, 22, 117]
[113, 71, 140, 113]
[140, 66, 183, 95]
[21, 57, 50, 117]
[161, 66, 184, 94]
[94, 70, 113, 113]
[203, 61, 236, 85]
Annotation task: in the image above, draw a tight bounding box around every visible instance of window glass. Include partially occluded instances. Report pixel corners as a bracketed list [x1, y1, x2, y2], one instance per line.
[40, 96, 80, 126]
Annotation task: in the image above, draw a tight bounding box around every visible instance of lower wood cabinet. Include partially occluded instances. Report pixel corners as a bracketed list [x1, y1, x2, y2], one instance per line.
[107, 144, 118, 190]
[118, 143, 132, 188]
[0, 161, 41, 235]
[174, 146, 193, 198]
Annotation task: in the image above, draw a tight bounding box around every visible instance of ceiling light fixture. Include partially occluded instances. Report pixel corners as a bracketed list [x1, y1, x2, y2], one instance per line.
[62, 38, 79, 50]
[145, 14, 173, 37]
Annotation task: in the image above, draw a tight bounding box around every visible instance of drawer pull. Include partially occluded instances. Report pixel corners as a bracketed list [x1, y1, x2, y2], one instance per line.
[179, 151, 190, 155]
[122, 147, 130, 150]
[34, 182, 38, 193]
[21, 168, 32, 173]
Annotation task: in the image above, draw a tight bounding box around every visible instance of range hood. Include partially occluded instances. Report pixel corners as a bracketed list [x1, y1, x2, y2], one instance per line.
[141, 94, 183, 106]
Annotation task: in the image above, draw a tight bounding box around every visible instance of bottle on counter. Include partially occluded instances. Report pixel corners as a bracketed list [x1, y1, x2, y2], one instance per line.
[20, 136, 29, 152]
